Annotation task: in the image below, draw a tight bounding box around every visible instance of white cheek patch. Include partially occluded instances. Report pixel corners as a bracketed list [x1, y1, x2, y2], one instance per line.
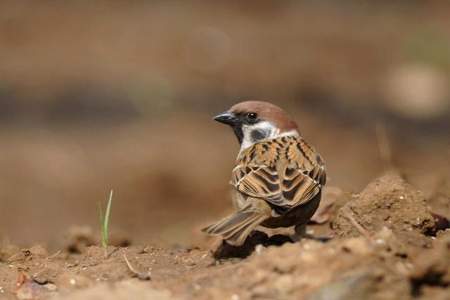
[240, 121, 279, 151]
[239, 122, 300, 152]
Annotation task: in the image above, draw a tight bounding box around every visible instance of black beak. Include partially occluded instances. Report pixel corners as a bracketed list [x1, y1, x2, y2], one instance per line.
[213, 112, 238, 126]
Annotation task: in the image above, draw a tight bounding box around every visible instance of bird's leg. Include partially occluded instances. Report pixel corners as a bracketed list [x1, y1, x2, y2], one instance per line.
[291, 224, 306, 242]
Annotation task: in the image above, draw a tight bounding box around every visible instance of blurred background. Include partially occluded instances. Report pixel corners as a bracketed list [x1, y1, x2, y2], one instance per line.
[0, 0, 449, 248]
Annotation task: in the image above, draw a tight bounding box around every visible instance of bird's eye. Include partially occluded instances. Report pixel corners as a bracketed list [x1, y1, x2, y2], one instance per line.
[247, 112, 258, 120]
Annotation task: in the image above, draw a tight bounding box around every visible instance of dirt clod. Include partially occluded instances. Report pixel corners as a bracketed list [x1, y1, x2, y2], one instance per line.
[64, 226, 96, 254]
[409, 233, 450, 296]
[332, 172, 436, 246]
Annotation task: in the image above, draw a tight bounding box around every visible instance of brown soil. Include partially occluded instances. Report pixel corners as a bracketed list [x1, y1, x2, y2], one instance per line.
[0, 2, 449, 299]
[1, 172, 448, 300]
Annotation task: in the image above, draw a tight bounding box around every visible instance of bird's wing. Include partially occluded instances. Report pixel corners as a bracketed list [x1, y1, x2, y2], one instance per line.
[232, 136, 326, 209]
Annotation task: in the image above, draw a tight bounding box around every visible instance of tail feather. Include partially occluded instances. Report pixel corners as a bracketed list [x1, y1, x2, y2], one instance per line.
[202, 202, 270, 246]
[223, 214, 266, 246]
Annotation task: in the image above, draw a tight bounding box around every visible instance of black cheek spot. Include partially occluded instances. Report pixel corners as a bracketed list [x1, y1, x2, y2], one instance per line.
[232, 126, 244, 144]
[251, 129, 266, 142]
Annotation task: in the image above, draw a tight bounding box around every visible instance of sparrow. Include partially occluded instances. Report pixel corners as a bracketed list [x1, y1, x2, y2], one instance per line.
[202, 101, 326, 246]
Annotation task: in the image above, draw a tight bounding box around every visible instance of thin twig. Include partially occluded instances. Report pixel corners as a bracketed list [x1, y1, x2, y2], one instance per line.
[7, 252, 22, 263]
[342, 207, 372, 241]
[122, 252, 151, 281]
[47, 250, 61, 260]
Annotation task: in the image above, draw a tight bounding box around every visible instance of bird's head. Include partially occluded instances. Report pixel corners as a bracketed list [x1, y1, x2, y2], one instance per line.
[214, 100, 299, 150]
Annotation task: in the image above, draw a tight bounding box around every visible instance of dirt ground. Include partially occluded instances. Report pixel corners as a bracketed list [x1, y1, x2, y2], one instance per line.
[0, 172, 448, 300]
[0, 2, 450, 299]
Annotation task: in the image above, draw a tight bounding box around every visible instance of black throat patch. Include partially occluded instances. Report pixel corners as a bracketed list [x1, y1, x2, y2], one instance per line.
[232, 125, 244, 144]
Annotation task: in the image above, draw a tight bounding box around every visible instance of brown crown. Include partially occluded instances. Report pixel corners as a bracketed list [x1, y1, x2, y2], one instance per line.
[229, 100, 298, 132]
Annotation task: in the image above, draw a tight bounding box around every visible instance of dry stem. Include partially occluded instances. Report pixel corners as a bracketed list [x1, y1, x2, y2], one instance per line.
[122, 252, 151, 281]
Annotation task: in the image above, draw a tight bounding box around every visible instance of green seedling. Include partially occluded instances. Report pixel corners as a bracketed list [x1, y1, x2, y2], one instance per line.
[98, 190, 114, 250]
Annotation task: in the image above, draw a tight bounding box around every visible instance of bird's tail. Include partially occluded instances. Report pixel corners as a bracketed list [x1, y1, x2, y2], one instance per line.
[202, 199, 271, 246]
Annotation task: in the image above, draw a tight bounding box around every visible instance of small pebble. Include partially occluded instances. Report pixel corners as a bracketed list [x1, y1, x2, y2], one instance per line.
[375, 239, 385, 245]
[255, 245, 264, 255]
[45, 283, 57, 291]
